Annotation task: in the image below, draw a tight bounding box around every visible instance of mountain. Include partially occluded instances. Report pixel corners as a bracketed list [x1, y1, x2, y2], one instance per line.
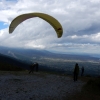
[0, 46, 100, 76]
[0, 53, 65, 73]
[0, 46, 99, 62]
[0, 53, 30, 70]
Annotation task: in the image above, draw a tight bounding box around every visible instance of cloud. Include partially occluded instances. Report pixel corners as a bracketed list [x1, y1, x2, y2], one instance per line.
[0, 0, 100, 54]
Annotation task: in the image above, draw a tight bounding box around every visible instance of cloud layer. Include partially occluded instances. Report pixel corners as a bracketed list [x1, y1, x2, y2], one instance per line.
[0, 0, 100, 54]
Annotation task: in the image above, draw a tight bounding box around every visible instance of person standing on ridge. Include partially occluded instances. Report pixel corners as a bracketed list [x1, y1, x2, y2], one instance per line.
[35, 63, 39, 72]
[81, 66, 84, 76]
[73, 63, 79, 82]
[29, 63, 35, 74]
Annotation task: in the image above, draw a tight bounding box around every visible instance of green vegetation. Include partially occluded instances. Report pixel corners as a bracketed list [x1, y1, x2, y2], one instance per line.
[0, 62, 25, 71]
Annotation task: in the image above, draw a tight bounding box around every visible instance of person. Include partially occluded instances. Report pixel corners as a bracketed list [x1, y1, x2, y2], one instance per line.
[33, 62, 39, 72]
[81, 66, 84, 76]
[35, 63, 39, 72]
[29, 64, 35, 74]
[73, 63, 79, 82]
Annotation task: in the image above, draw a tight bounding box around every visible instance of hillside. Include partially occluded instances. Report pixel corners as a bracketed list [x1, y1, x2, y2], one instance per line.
[0, 46, 99, 62]
[0, 71, 86, 100]
[0, 46, 100, 76]
[0, 53, 29, 71]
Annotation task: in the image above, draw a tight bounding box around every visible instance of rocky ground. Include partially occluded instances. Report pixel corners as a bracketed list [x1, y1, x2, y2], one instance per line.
[0, 72, 86, 100]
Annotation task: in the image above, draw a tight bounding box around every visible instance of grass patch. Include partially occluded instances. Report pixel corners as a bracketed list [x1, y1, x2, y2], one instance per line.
[66, 77, 100, 100]
[83, 78, 100, 95]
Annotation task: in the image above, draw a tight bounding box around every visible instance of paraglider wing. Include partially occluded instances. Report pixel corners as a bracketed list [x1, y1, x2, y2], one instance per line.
[9, 12, 63, 38]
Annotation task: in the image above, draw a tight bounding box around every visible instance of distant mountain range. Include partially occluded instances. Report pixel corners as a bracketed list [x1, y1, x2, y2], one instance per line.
[0, 46, 100, 75]
[0, 46, 99, 62]
[0, 53, 65, 73]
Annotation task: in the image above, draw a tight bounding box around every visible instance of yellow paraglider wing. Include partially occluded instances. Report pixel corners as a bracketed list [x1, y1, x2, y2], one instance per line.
[9, 12, 63, 38]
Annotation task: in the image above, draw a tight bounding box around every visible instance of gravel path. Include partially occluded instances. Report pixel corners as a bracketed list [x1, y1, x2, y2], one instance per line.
[0, 72, 86, 100]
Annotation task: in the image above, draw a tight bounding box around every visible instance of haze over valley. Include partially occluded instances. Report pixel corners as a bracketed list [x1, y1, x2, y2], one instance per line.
[0, 46, 100, 76]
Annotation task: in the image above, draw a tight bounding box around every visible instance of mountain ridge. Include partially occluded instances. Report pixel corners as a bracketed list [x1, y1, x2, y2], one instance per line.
[0, 46, 100, 76]
[0, 46, 99, 62]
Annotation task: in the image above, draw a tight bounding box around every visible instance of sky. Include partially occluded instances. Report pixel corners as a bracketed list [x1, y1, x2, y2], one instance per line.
[0, 0, 100, 54]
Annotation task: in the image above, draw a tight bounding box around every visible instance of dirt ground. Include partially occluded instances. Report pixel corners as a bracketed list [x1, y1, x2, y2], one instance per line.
[0, 71, 86, 100]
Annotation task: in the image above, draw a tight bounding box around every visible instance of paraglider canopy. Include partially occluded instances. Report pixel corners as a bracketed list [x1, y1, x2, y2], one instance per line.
[9, 12, 63, 38]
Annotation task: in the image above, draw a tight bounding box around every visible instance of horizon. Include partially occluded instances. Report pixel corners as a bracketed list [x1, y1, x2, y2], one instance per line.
[0, 45, 100, 58]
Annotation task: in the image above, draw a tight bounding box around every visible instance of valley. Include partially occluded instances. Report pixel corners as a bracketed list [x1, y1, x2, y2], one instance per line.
[0, 46, 100, 76]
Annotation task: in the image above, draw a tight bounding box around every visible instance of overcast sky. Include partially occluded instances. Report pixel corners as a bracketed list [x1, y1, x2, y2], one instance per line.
[0, 0, 100, 54]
